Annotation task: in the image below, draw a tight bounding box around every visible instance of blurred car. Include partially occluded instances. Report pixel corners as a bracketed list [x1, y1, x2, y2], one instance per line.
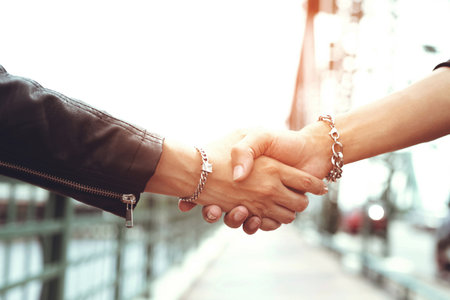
[340, 201, 388, 237]
[406, 210, 444, 233]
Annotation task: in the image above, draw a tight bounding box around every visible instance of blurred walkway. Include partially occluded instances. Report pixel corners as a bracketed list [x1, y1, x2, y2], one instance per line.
[180, 226, 391, 300]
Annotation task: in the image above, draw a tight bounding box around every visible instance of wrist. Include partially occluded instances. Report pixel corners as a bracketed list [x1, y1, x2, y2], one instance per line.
[297, 121, 334, 179]
[145, 139, 201, 197]
[178, 147, 213, 203]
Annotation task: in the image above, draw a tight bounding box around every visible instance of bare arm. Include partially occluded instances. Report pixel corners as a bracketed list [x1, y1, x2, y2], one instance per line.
[204, 65, 450, 234]
[230, 66, 450, 182]
[336, 67, 450, 164]
[145, 136, 327, 225]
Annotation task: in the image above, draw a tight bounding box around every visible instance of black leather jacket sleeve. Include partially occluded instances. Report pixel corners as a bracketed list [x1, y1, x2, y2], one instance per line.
[0, 65, 164, 218]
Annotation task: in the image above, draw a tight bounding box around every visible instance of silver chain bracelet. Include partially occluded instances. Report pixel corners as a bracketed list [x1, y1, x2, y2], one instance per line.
[179, 147, 213, 203]
[318, 115, 343, 182]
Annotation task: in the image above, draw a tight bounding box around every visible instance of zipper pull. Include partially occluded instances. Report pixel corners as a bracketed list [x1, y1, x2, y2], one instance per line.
[122, 194, 136, 228]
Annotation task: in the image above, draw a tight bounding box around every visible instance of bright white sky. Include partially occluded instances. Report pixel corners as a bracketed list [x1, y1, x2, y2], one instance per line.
[1, 0, 448, 213]
[0, 0, 305, 144]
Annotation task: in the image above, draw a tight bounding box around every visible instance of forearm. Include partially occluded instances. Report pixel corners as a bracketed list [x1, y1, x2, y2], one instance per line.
[146, 133, 324, 223]
[336, 67, 450, 164]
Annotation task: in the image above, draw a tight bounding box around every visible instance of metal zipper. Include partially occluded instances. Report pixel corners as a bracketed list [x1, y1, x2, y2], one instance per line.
[0, 160, 136, 228]
[122, 194, 136, 228]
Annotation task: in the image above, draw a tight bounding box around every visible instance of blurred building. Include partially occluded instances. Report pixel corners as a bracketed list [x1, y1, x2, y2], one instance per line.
[290, 0, 450, 217]
[290, 0, 450, 296]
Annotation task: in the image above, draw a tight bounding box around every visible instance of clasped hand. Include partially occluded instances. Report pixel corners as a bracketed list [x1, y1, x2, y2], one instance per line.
[178, 124, 332, 234]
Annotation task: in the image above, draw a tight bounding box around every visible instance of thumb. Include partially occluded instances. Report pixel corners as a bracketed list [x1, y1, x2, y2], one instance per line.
[178, 199, 197, 212]
[231, 131, 273, 181]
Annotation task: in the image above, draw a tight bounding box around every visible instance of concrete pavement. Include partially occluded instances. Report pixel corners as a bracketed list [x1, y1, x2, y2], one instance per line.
[180, 226, 391, 300]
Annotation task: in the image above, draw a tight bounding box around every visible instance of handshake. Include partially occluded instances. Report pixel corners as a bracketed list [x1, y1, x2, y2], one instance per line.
[146, 120, 337, 235]
[1, 63, 447, 232]
[146, 66, 450, 234]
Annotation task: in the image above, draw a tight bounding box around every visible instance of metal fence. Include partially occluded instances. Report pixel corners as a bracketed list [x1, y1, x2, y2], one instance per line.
[293, 196, 450, 300]
[0, 175, 215, 300]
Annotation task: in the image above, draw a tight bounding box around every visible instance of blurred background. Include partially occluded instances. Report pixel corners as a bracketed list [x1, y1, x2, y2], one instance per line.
[0, 0, 449, 299]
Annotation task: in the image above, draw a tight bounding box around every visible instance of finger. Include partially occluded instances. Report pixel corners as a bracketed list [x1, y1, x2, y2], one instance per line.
[224, 206, 249, 228]
[265, 205, 297, 224]
[231, 131, 274, 182]
[274, 189, 310, 213]
[260, 218, 281, 231]
[178, 199, 197, 212]
[202, 205, 223, 223]
[279, 164, 328, 196]
[242, 216, 262, 235]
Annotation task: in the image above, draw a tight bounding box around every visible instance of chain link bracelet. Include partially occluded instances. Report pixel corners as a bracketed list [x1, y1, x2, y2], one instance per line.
[318, 115, 343, 182]
[179, 147, 213, 203]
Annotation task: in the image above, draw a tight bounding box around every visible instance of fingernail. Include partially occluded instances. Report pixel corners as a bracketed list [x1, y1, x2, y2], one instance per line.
[322, 185, 329, 195]
[233, 165, 244, 180]
[250, 218, 261, 228]
[207, 212, 217, 221]
[234, 211, 245, 222]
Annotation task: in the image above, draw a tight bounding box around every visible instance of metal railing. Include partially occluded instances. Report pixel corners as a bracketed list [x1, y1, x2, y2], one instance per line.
[0, 176, 216, 300]
[313, 231, 450, 300]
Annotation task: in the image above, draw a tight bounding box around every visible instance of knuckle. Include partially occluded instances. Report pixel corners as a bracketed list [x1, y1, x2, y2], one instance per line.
[231, 144, 246, 156]
[260, 161, 279, 175]
[284, 212, 296, 224]
[293, 202, 304, 212]
[301, 176, 313, 190]
[295, 195, 309, 212]
[260, 183, 278, 196]
[245, 202, 264, 218]
[231, 144, 255, 162]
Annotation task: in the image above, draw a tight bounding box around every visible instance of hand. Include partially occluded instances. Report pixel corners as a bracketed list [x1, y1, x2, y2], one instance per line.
[231, 125, 332, 181]
[197, 124, 332, 233]
[194, 134, 327, 224]
[150, 135, 295, 233]
[178, 201, 271, 234]
[179, 127, 329, 233]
